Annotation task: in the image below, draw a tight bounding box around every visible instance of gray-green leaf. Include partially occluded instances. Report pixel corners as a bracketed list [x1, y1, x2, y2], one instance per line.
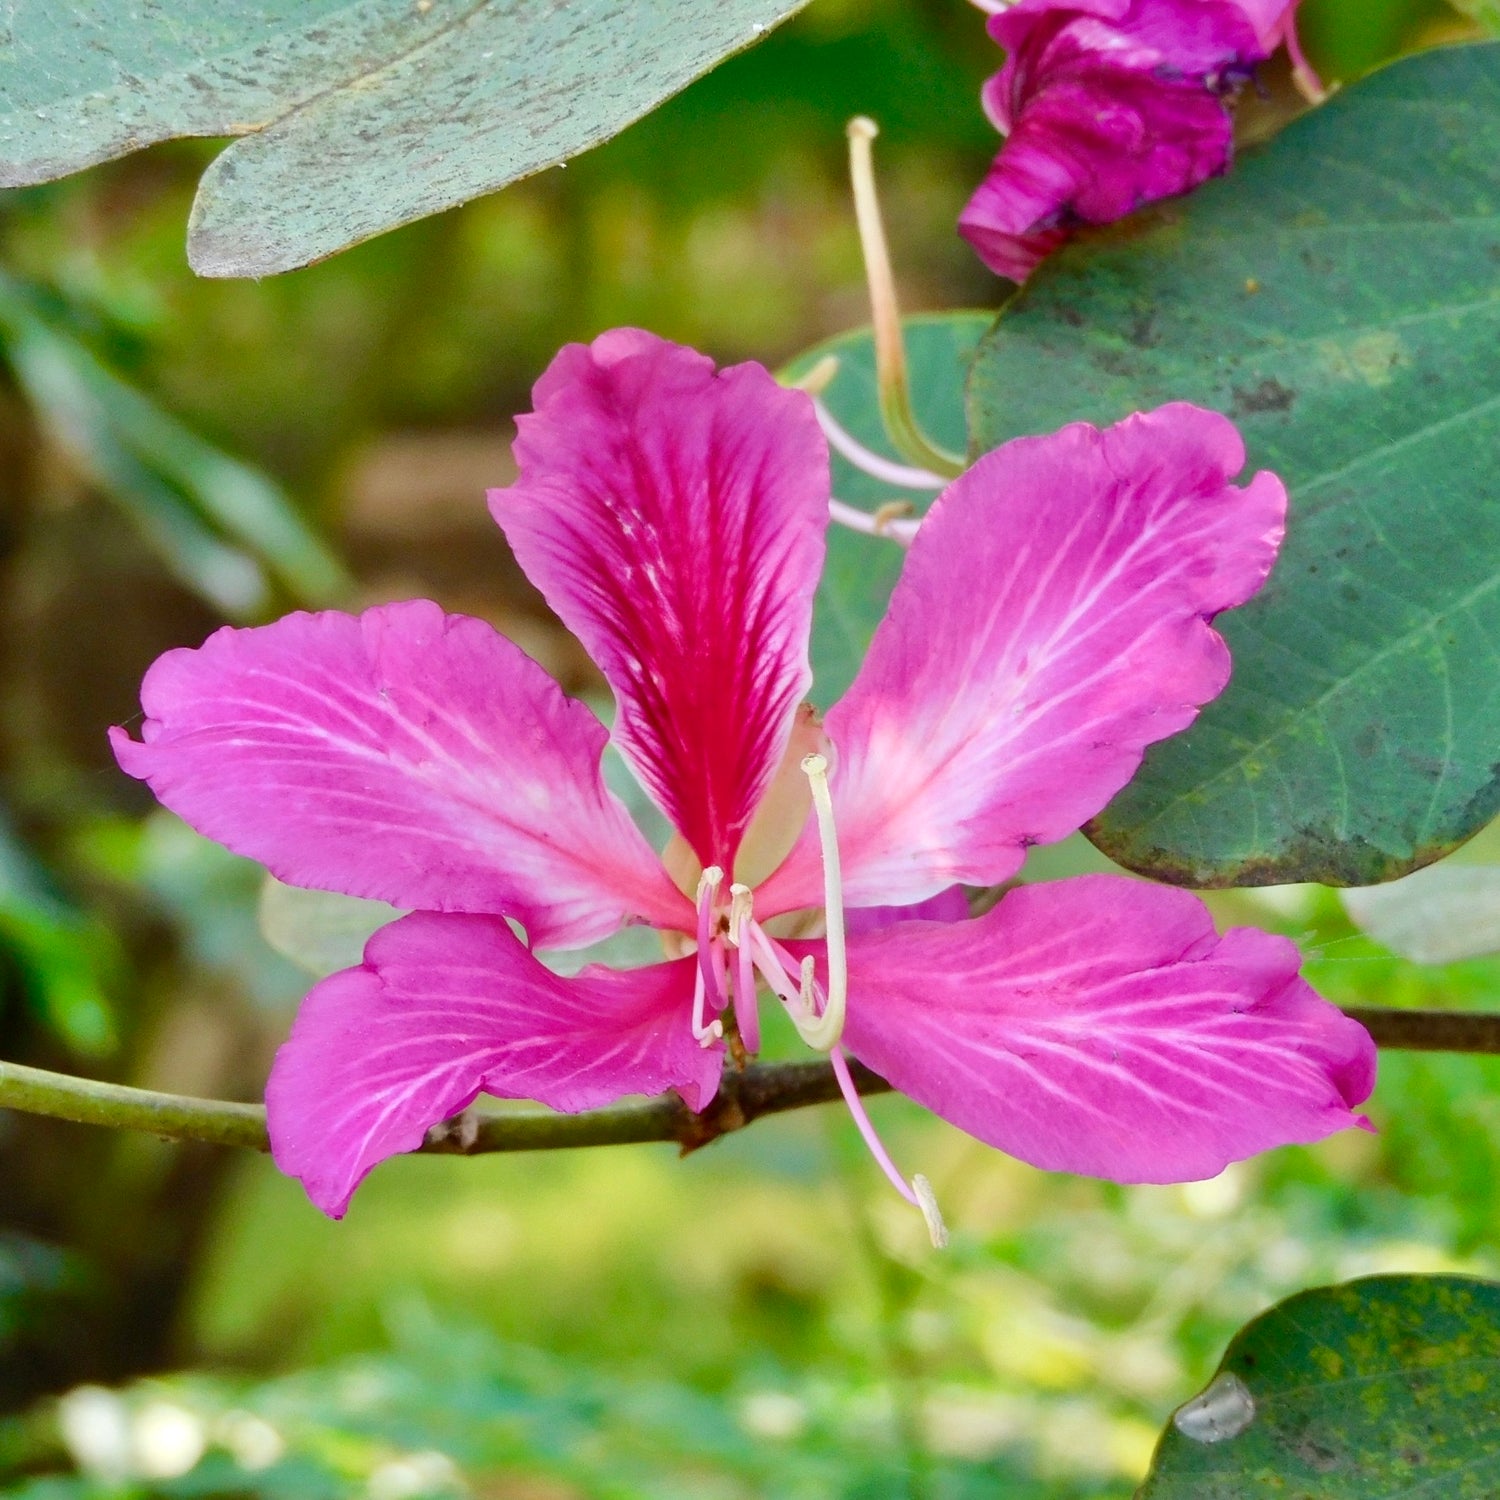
[968, 42, 1500, 887]
[2, 0, 805, 277]
[1139, 1274, 1500, 1498]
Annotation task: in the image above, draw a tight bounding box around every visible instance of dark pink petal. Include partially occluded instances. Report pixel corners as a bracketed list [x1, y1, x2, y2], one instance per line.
[845, 885, 970, 939]
[962, 0, 1266, 281]
[489, 330, 828, 875]
[111, 602, 690, 948]
[267, 912, 719, 1217]
[796, 876, 1374, 1183]
[756, 405, 1284, 917]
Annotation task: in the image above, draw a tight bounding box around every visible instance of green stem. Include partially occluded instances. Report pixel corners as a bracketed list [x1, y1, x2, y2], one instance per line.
[2, 1007, 1496, 1157]
[0, 1056, 890, 1156]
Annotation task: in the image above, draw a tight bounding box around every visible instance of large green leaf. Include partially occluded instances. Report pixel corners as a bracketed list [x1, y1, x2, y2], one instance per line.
[0, 1, 804, 277]
[968, 42, 1500, 887]
[781, 313, 991, 705]
[1139, 1275, 1500, 1497]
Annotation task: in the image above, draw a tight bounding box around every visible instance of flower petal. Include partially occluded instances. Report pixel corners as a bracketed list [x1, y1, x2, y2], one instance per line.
[961, 0, 1264, 281]
[845, 885, 970, 939]
[266, 912, 719, 1217]
[111, 601, 689, 948]
[802, 875, 1374, 1183]
[756, 404, 1285, 916]
[489, 330, 828, 875]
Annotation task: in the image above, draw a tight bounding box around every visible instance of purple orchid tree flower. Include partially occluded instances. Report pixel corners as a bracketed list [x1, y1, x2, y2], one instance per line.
[110, 329, 1374, 1240]
[960, 0, 1320, 283]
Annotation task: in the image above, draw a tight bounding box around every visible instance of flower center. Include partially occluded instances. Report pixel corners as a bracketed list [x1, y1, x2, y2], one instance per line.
[682, 755, 947, 1249]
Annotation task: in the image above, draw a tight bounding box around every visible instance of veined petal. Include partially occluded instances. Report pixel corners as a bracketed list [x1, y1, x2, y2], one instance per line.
[799, 875, 1374, 1183]
[845, 885, 970, 938]
[489, 330, 828, 875]
[111, 602, 690, 948]
[960, 74, 1234, 283]
[756, 404, 1284, 916]
[267, 913, 719, 1217]
[964, 0, 1265, 281]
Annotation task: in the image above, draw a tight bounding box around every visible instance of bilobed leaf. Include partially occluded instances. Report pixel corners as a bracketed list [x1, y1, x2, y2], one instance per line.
[0, 0, 805, 277]
[1138, 1275, 1500, 1498]
[780, 313, 991, 704]
[968, 42, 1500, 887]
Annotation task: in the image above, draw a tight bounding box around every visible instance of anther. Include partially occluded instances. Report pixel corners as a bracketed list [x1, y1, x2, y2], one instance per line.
[727, 883, 754, 947]
[791, 754, 847, 1051]
[912, 1175, 949, 1250]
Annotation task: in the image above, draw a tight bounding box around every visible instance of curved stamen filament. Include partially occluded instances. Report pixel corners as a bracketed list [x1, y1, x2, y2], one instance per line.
[792, 754, 847, 1051]
[830, 1045, 949, 1249]
[692, 866, 725, 1046]
[727, 882, 760, 1055]
[814, 398, 945, 490]
[828, 497, 921, 546]
[1282, 14, 1325, 104]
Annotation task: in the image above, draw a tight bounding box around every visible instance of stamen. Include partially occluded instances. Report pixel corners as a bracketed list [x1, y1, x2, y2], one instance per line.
[1282, 15, 1326, 105]
[798, 954, 819, 1020]
[846, 117, 965, 480]
[788, 354, 841, 396]
[692, 866, 726, 1046]
[690, 963, 722, 1047]
[727, 883, 760, 1055]
[830, 1045, 949, 1249]
[790, 754, 847, 1051]
[829, 498, 919, 545]
[814, 398, 945, 490]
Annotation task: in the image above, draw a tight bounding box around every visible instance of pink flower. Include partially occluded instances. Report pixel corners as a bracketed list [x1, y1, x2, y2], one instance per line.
[111, 329, 1374, 1230]
[960, 0, 1312, 282]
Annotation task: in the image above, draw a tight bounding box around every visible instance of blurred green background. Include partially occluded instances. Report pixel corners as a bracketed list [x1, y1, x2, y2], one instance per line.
[0, 0, 1494, 1495]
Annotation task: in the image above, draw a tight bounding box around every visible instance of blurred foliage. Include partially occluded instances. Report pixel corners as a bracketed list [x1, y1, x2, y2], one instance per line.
[0, 0, 1497, 1495]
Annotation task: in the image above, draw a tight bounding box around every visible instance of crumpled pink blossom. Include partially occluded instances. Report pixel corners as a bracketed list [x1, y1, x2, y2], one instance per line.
[112, 328, 1374, 1223]
[960, 0, 1309, 282]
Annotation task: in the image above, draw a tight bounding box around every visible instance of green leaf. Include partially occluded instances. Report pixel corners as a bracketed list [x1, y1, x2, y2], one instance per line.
[968, 42, 1500, 887]
[780, 312, 992, 705]
[0, 273, 349, 614]
[1, 1, 806, 278]
[1138, 1274, 1500, 1498]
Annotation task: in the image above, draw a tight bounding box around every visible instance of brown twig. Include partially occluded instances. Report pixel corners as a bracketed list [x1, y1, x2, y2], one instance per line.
[1, 1009, 1495, 1158]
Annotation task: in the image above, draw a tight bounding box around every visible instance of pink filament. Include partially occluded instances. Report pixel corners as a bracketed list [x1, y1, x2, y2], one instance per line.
[830, 1045, 920, 1208]
[1282, 11, 1323, 98]
[694, 877, 728, 1026]
[732, 934, 760, 1054]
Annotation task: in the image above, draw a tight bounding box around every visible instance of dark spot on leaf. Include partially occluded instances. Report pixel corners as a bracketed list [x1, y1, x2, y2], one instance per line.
[1231, 378, 1295, 415]
[1397, 748, 1446, 781]
[1055, 305, 1086, 327]
[1354, 723, 1383, 759]
[1096, 350, 1137, 377]
[1293, 1435, 1343, 1473]
[1128, 311, 1160, 348]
